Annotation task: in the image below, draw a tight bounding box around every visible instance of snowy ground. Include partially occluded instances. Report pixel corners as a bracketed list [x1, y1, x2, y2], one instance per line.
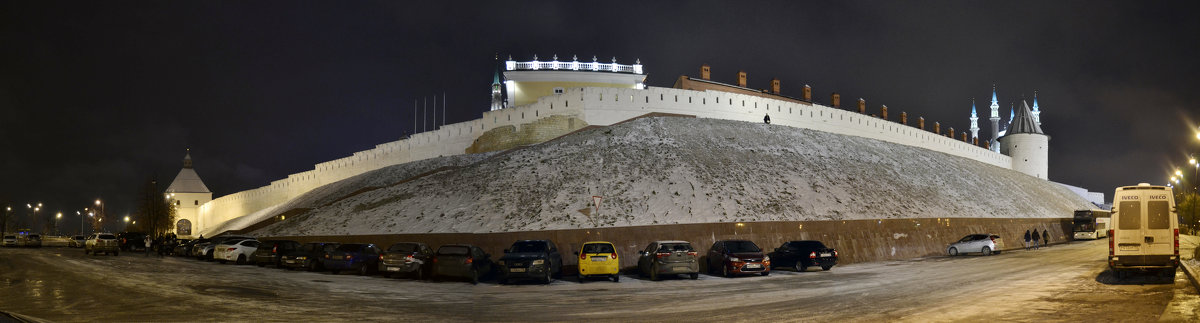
[251, 117, 1093, 236]
[1, 238, 1195, 322]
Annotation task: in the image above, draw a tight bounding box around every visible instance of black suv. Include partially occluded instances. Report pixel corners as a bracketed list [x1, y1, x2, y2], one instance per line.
[498, 240, 563, 284]
[280, 242, 340, 271]
[118, 232, 148, 251]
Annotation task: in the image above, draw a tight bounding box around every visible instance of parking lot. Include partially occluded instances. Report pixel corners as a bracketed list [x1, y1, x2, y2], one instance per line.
[2, 238, 1199, 322]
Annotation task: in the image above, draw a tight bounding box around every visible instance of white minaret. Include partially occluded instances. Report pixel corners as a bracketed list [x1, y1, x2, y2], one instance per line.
[1032, 90, 1042, 127]
[969, 98, 980, 141]
[989, 84, 1000, 152]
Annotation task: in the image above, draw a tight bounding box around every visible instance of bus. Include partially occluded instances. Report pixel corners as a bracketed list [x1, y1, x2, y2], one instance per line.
[1073, 209, 1111, 240]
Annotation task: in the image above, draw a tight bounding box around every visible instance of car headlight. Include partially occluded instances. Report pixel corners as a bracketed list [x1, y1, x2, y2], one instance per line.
[729, 257, 739, 262]
[532, 259, 545, 265]
[296, 256, 306, 260]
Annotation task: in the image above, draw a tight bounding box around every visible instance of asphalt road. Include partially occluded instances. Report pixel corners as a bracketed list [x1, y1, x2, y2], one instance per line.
[1, 238, 1197, 322]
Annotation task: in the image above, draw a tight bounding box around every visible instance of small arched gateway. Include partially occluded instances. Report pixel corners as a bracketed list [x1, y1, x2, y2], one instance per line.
[176, 219, 192, 236]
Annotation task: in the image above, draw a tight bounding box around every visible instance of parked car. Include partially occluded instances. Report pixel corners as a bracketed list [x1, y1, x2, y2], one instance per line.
[378, 242, 434, 279]
[188, 238, 213, 258]
[636, 240, 700, 281]
[197, 236, 253, 261]
[252, 240, 301, 267]
[25, 234, 42, 248]
[707, 240, 770, 277]
[3, 235, 16, 247]
[118, 232, 148, 251]
[431, 244, 493, 284]
[70, 235, 86, 248]
[281, 242, 340, 271]
[85, 233, 120, 256]
[768, 240, 838, 272]
[575, 241, 620, 282]
[498, 240, 563, 284]
[324, 243, 382, 275]
[947, 234, 1003, 256]
[172, 239, 194, 256]
[215, 239, 260, 265]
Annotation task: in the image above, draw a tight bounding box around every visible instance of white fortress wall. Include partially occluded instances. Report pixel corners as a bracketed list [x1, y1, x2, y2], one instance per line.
[197, 86, 1013, 235]
[583, 86, 1012, 169]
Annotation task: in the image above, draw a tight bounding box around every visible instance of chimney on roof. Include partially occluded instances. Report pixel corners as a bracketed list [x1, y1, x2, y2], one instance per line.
[934, 122, 941, 134]
[701, 65, 711, 80]
[831, 93, 841, 108]
[880, 105, 888, 120]
[901, 112, 908, 125]
[770, 78, 781, 94]
[737, 71, 747, 87]
[919, 117, 925, 130]
[803, 85, 812, 101]
[857, 98, 866, 114]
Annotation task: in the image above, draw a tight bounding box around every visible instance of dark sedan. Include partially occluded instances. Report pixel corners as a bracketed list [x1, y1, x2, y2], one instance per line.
[378, 242, 433, 279]
[637, 240, 700, 281]
[324, 243, 381, 275]
[707, 240, 770, 277]
[768, 240, 838, 272]
[281, 242, 340, 271]
[432, 244, 493, 284]
[252, 240, 301, 267]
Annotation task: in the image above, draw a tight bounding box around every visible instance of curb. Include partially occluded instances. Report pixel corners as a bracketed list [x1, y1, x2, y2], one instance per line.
[1184, 260, 1200, 293]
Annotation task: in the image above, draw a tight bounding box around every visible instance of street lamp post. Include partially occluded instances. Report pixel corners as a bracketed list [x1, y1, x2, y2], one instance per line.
[55, 212, 62, 236]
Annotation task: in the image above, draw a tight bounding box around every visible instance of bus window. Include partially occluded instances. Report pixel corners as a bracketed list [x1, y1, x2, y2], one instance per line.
[1118, 201, 1141, 230]
[1148, 201, 1170, 229]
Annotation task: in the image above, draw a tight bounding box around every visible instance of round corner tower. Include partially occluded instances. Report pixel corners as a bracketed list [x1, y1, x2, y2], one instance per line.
[998, 100, 1049, 180]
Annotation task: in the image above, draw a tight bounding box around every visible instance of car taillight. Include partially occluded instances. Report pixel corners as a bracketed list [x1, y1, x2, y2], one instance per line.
[809, 252, 817, 259]
[226, 248, 236, 251]
[433, 257, 438, 263]
[686, 251, 697, 256]
[465, 257, 473, 264]
[273, 246, 278, 253]
[1175, 228, 1180, 256]
[379, 254, 384, 261]
[833, 250, 838, 257]
[656, 252, 670, 259]
[1108, 230, 1114, 257]
[580, 253, 587, 260]
[611, 253, 618, 260]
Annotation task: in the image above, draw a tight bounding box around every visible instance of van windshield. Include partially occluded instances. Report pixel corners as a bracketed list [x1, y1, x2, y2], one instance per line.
[1148, 201, 1171, 230]
[1118, 201, 1141, 230]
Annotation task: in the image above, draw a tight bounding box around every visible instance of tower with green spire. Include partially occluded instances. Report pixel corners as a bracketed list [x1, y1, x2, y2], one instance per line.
[969, 98, 979, 141]
[490, 56, 504, 111]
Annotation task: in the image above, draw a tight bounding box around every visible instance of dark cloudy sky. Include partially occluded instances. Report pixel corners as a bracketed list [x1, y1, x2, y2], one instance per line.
[2, 1, 1199, 231]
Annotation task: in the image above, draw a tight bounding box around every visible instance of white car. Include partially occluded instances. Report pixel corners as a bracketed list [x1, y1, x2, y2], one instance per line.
[2, 235, 16, 247]
[946, 234, 1003, 256]
[215, 239, 259, 265]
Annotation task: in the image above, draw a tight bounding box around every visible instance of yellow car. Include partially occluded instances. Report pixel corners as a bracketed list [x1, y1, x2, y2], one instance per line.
[575, 241, 620, 282]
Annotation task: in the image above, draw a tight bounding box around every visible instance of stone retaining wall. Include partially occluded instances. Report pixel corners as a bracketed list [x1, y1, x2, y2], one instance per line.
[268, 217, 1072, 272]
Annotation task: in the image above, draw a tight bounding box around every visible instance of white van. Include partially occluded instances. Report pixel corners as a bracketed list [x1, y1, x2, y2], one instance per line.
[1108, 183, 1178, 278]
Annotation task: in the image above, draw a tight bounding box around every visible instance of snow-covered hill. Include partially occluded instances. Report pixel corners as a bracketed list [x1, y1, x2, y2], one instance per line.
[252, 117, 1093, 236]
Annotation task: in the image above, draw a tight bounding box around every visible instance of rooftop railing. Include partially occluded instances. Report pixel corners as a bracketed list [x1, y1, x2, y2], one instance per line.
[505, 55, 642, 74]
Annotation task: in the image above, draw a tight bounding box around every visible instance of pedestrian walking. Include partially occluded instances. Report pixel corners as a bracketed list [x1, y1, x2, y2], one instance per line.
[1032, 229, 1040, 250]
[1024, 230, 1031, 250]
[144, 235, 151, 257]
[1042, 230, 1049, 248]
[764, 114, 771, 124]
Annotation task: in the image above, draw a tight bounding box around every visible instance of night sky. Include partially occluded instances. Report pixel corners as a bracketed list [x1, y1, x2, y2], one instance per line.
[3, 1, 1199, 231]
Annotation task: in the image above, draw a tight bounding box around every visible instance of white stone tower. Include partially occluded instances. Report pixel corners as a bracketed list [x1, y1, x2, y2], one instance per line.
[988, 84, 1001, 152]
[969, 98, 980, 141]
[165, 150, 211, 238]
[999, 100, 1049, 180]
